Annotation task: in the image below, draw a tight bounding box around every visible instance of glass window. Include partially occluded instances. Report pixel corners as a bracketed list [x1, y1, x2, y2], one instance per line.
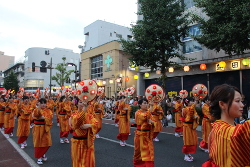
[91, 55, 103, 79]
[183, 24, 202, 54]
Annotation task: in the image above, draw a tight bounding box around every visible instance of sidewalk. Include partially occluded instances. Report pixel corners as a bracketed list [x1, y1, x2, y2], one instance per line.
[0, 130, 38, 167]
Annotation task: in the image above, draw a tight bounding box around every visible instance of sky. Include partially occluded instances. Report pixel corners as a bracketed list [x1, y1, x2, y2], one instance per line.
[0, 0, 138, 62]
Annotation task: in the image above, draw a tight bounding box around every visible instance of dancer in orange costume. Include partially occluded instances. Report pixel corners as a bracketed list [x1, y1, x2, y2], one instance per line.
[69, 100, 98, 167]
[133, 99, 154, 167]
[203, 84, 250, 167]
[117, 96, 131, 146]
[58, 96, 71, 143]
[199, 98, 211, 153]
[17, 96, 35, 149]
[182, 97, 199, 161]
[33, 98, 53, 165]
[0, 97, 6, 130]
[93, 97, 104, 138]
[174, 97, 183, 137]
[4, 96, 17, 138]
[150, 102, 164, 142]
[114, 100, 120, 127]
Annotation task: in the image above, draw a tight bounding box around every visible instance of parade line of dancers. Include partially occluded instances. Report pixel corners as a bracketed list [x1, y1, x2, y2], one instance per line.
[1, 83, 250, 167]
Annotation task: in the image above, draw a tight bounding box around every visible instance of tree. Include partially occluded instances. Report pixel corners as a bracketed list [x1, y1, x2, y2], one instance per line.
[51, 57, 74, 87]
[192, 0, 250, 56]
[120, 0, 191, 89]
[3, 71, 19, 92]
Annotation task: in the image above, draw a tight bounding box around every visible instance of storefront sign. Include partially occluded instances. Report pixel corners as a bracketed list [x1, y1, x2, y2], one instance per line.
[231, 61, 240, 70]
[216, 63, 224, 71]
[117, 87, 125, 91]
[105, 55, 113, 71]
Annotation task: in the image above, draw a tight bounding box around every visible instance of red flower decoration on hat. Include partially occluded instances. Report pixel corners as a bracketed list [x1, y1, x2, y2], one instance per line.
[82, 86, 88, 93]
[152, 91, 157, 96]
[198, 90, 203, 95]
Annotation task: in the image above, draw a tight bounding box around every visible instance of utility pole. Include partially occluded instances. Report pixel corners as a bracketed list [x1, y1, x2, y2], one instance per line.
[49, 57, 53, 97]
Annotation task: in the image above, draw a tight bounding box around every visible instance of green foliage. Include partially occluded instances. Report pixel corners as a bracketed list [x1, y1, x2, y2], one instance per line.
[3, 71, 19, 92]
[192, 0, 250, 56]
[130, 105, 140, 118]
[120, 0, 191, 89]
[51, 57, 74, 87]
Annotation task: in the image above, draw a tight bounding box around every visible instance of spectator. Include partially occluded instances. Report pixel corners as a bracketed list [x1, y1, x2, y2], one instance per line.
[166, 110, 172, 123]
[133, 97, 138, 106]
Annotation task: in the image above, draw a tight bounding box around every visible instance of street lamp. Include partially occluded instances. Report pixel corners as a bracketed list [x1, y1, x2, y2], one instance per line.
[67, 63, 78, 89]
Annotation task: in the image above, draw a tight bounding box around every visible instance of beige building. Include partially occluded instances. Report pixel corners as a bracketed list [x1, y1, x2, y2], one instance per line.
[0, 51, 15, 71]
[81, 40, 138, 98]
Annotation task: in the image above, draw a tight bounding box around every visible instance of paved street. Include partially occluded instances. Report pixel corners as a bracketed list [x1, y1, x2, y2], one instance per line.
[1, 117, 209, 167]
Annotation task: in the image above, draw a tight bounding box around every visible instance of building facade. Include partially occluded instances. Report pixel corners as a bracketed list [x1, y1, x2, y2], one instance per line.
[135, 0, 250, 101]
[0, 51, 15, 71]
[83, 20, 132, 52]
[81, 40, 137, 98]
[3, 63, 25, 88]
[24, 47, 80, 92]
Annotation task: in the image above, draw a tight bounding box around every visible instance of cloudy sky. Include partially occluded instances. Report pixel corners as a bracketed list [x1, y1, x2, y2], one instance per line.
[0, 0, 138, 62]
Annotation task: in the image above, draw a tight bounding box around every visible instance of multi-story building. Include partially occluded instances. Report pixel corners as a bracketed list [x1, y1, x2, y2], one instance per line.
[81, 20, 137, 97]
[3, 63, 25, 88]
[83, 20, 132, 52]
[0, 51, 15, 71]
[24, 47, 80, 93]
[135, 0, 250, 100]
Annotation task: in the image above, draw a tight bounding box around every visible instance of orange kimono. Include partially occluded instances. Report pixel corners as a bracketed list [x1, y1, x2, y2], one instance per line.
[4, 101, 17, 134]
[58, 101, 71, 138]
[150, 104, 164, 139]
[117, 101, 131, 141]
[114, 101, 120, 124]
[17, 103, 34, 144]
[203, 120, 250, 167]
[174, 101, 183, 133]
[33, 108, 53, 158]
[0, 101, 6, 128]
[70, 108, 98, 167]
[182, 104, 199, 154]
[93, 101, 104, 134]
[133, 109, 154, 167]
[199, 103, 212, 150]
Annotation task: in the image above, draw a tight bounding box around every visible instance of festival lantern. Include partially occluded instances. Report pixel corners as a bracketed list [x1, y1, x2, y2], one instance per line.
[242, 58, 250, 66]
[102, 81, 106, 85]
[134, 75, 138, 79]
[219, 61, 226, 68]
[200, 64, 207, 70]
[144, 73, 150, 78]
[169, 67, 174, 73]
[156, 70, 161, 74]
[109, 79, 113, 84]
[184, 65, 190, 72]
[125, 76, 129, 81]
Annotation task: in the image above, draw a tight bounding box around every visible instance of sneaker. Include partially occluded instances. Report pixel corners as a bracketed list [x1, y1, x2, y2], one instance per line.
[21, 143, 25, 149]
[153, 137, 159, 142]
[115, 124, 119, 127]
[23, 141, 27, 147]
[37, 158, 43, 165]
[30, 123, 34, 128]
[57, 123, 60, 126]
[120, 141, 125, 146]
[10, 133, 13, 137]
[42, 155, 47, 161]
[64, 138, 69, 143]
[184, 157, 193, 162]
[96, 134, 100, 138]
[175, 133, 180, 137]
[204, 149, 209, 153]
[123, 141, 126, 146]
[129, 133, 131, 136]
[60, 138, 64, 143]
[5, 134, 10, 139]
[188, 154, 194, 160]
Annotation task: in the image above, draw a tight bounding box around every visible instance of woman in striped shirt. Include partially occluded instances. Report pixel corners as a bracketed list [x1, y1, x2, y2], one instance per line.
[203, 84, 250, 167]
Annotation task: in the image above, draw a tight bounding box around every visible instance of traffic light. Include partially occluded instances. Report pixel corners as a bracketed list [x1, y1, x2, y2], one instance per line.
[32, 62, 35, 72]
